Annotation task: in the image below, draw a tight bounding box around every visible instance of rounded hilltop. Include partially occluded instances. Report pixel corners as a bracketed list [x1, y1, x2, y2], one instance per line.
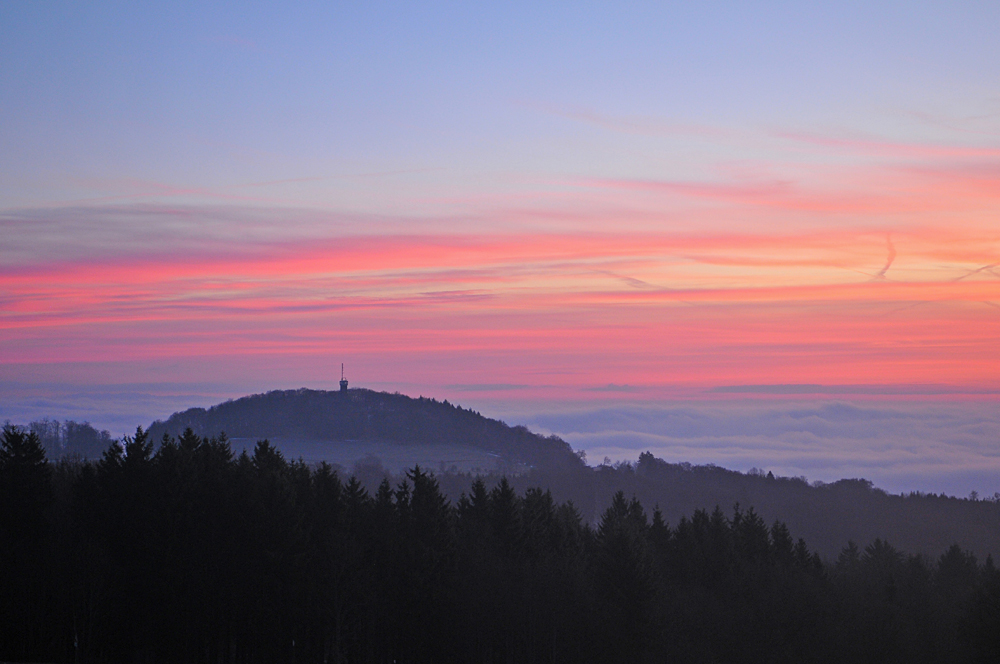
[147, 388, 582, 471]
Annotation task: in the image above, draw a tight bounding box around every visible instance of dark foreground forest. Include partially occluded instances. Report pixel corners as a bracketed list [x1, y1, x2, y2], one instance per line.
[142, 388, 1000, 560]
[28, 388, 1000, 560]
[2, 425, 999, 663]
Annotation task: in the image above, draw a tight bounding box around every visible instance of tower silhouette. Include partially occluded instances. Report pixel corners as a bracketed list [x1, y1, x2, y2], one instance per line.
[339, 363, 349, 392]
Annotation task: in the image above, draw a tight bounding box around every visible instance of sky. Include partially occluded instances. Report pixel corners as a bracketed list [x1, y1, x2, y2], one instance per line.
[2, 2, 1000, 495]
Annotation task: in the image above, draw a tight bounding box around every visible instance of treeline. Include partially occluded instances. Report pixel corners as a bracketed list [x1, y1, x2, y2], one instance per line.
[426, 453, 1000, 561]
[139, 388, 1000, 559]
[1, 424, 999, 664]
[577, 453, 1000, 561]
[27, 418, 115, 460]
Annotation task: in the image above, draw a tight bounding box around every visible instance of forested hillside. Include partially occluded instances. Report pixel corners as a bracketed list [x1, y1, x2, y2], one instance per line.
[12, 388, 1000, 560]
[147, 388, 582, 470]
[27, 418, 115, 460]
[452, 453, 1000, 561]
[1, 424, 998, 663]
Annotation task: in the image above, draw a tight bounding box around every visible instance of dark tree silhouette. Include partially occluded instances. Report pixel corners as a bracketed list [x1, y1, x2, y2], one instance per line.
[1, 425, 999, 663]
[0, 425, 53, 661]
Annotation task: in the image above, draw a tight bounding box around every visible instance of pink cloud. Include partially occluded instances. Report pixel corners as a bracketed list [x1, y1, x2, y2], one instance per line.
[3, 219, 999, 395]
[6, 114, 1000, 399]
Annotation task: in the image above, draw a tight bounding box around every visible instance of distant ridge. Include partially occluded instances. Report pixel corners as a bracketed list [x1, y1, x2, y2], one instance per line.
[140, 388, 1000, 560]
[147, 388, 583, 470]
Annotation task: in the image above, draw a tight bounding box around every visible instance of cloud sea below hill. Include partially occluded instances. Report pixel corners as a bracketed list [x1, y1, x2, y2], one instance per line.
[3, 380, 998, 499]
[511, 399, 1000, 498]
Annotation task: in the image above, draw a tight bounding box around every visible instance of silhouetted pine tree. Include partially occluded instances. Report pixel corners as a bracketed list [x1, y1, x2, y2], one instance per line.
[0, 425, 53, 661]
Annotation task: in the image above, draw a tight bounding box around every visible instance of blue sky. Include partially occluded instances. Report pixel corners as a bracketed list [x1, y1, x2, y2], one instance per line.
[4, 2, 999, 210]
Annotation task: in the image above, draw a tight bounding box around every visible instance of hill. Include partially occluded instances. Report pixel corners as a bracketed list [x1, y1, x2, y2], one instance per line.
[147, 388, 584, 471]
[481, 454, 1000, 561]
[145, 388, 1000, 560]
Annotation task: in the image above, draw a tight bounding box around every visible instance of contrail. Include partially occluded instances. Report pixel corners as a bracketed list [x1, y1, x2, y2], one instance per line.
[594, 269, 653, 289]
[874, 234, 896, 279]
[952, 262, 1000, 281]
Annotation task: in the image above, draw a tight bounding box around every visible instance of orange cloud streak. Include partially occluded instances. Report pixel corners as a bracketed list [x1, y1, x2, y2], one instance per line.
[4, 126, 999, 396]
[3, 224, 999, 393]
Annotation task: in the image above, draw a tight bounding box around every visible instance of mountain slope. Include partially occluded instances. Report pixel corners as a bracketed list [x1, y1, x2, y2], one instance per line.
[147, 388, 583, 470]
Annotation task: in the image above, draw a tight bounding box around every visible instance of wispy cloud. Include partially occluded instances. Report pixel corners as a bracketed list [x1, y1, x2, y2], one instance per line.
[3, 205, 998, 395]
[586, 384, 645, 393]
[4, 112, 1000, 401]
[774, 130, 1000, 159]
[445, 383, 529, 392]
[708, 384, 1000, 396]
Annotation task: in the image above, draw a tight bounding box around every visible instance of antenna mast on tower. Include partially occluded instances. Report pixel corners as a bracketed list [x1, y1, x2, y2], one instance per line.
[339, 363, 349, 392]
